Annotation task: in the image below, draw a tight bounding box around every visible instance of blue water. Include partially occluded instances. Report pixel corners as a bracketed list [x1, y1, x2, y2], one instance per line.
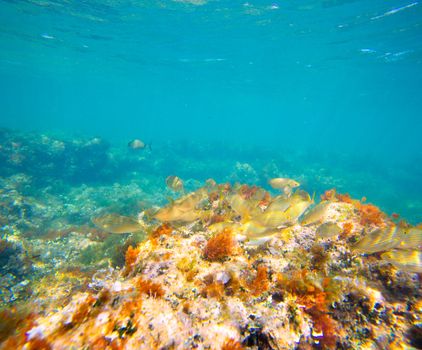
[0, 0, 421, 222]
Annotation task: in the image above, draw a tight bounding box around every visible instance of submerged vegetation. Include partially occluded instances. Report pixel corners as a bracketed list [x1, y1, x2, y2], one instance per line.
[0, 128, 420, 349]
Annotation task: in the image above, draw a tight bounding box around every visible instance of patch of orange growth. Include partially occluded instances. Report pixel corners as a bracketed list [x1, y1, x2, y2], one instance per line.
[125, 245, 140, 269]
[320, 189, 336, 201]
[342, 222, 353, 236]
[221, 338, 244, 350]
[249, 265, 270, 296]
[201, 281, 225, 300]
[91, 336, 109, 350]
[306, 305, 338, 349]
[358, 204, 385, 226]
[137, 278, 164, 298]
[335, 193, 353, 204]
[239, 185, 259, 200]
[277, 271, 338, 349]
[150, 224, 172, 238]
[0, 310, 37, 348]
[26, 337, 52, 350]
[258, 192, 271, 208]
[71, 295, 96, 325]
[120, 299, 143, 318]
[203, 228, 235, 261]
[209, 214, 226, 225]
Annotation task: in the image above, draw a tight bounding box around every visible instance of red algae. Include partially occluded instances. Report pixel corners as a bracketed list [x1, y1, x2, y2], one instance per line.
[249, 265, 270, 296]
[277, 271, 339, 349]
[70, 295, 96, 326]
[201, 281, 225, 300]
[221, 338, 244, 350]
[137, 278, 164, 298]
[358, 203, 386, 226]
[26, 337, 52, 350]
[320, 189, 336, 201]
[125, 245, 140, 270]
[150, 223, 173, 238]
[238, 184, 259, 200]
[203, 228, 235, 261]
[341, 222, 353, 236]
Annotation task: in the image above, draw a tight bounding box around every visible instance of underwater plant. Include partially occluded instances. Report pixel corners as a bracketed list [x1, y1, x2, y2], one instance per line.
[203, 228, 235, 261]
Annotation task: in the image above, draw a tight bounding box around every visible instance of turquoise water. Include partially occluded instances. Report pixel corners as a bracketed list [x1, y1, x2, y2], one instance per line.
[0, 0, 421, 222]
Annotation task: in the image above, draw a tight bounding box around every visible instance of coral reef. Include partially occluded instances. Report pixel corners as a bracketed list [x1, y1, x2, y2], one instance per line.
[0, 129, 420, 349]
[1, 180, 419, 350]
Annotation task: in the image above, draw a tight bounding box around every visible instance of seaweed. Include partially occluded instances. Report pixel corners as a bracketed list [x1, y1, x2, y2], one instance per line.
[125, 245, 140, 270]
[150, 223, 172, 238]
[248, 265, 270, 296]
[203, 228, 235, 261]
[358, 204, 386, 226]
[136, 278, 164, 298]
[221, 338, 244, 350]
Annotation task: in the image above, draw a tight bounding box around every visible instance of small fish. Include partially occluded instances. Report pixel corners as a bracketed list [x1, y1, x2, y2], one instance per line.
[316, 222, 342, 238]
[166, 175, 184, 192]
[352, 226, 402, 254]
[228, 193, 260, 220]
[265, 195, 291, 212]
[301, 201, 331, 226]
[92, 214, 144, 234]
[205, 178, 217, 189]
[396, 227, 422, 250]
[381, 249, 422, 273]
[242, 220, 279, 238]
[154, 189, 206, 222]
[128, 139, 150, 150]
[268, 178, 300, 191]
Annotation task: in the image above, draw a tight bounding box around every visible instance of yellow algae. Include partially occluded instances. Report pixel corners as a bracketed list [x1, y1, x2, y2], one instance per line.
[381, 249, 422, 273]
[92, 214, 145, 234]
[316, 222, 342, 238]
[301, 201, 331, 226]
[352, 226, 403, 254]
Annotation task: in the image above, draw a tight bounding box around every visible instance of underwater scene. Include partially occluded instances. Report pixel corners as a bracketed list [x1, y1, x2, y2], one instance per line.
[0, 0, 422, 349]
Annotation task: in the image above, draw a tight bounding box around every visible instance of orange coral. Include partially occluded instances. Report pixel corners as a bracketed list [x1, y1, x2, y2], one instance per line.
[203, 228, 235, 261]
[239, 185, 259, 200]
[341, 222, 353, 236]
[201, 281, 225, 299]
[335, 193, 353, 204]
[26, 337, 52, 350]
[221, 338, 244, 350]
[258, 191, 271, 208]
[125, 245, 140, 269]
[277, 271, 338, 349]
[209, 214, 226, 225]
[249, 265, 270, 296]
[358, 204, 385, 226]
[320, 189, 336, 201]
[150, 224, 172, 238]
[71, 295, 96, 325]
[137, 278, 164, 298]
[120, 299, 143, 318]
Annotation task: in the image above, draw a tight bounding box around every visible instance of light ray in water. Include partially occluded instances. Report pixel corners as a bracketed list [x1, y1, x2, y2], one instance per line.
[371, 2, 418, 20]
